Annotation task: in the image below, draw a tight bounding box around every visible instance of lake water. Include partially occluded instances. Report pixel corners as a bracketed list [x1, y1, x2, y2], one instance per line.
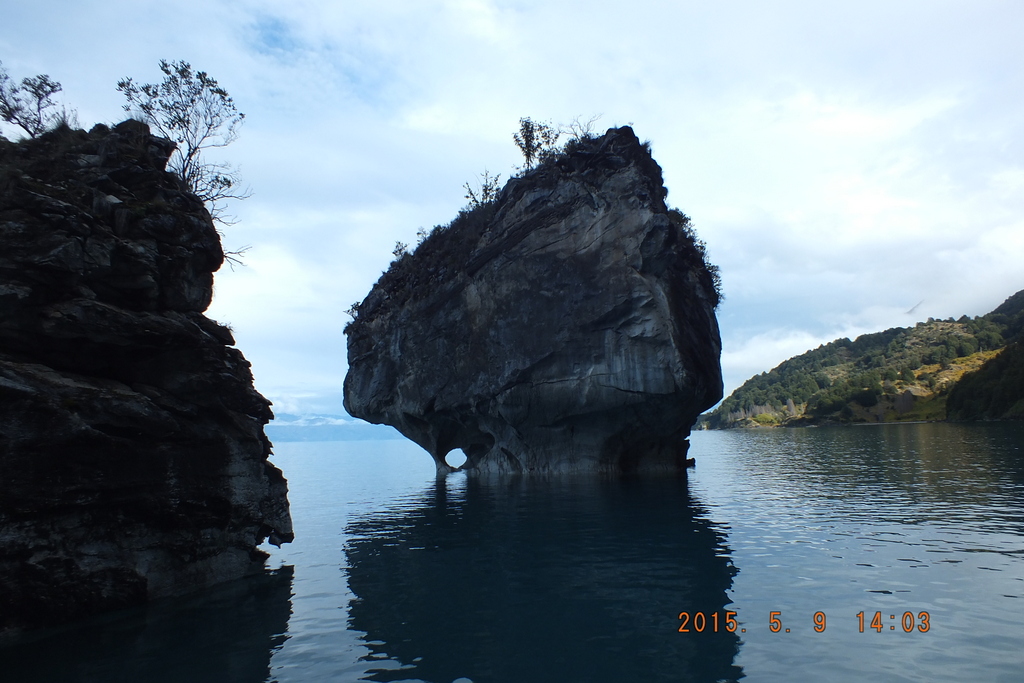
[4, 422, 1023, 682]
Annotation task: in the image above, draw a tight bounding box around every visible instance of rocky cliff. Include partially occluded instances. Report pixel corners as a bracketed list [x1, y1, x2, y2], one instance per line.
[344, 127, 722, 474]
[0, 121, 292, 633]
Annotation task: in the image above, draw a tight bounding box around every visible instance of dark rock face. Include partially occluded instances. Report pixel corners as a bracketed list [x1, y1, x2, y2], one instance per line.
[345, 127, 722, 474]
[0, 121, 292, 633]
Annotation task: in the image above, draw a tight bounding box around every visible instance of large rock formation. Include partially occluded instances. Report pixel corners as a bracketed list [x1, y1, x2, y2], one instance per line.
[345, 127, 722, 474]
[0, 121, 292, 633]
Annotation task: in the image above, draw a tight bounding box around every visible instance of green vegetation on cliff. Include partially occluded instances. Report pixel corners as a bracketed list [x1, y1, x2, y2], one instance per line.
[946, 341, 1024, 420]
[707, 289, 1024, 428]
[945, 291, 1024, 421]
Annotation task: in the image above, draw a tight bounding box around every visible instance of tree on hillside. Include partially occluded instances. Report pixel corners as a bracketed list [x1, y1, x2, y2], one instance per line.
[463, 169, 502, 209]
[117, 60, 250, 224]
[0, 61, 65, 138]
[513, 117, 560, 169]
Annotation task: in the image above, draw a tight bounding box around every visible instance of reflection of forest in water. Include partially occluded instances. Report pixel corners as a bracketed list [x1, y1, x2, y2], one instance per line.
[345, 475, 742, 683]
[2, 566, 293, 683]
[718, 422, 1024, 514]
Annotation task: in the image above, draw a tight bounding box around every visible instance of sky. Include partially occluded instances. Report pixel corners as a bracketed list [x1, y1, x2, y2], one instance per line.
[3, 1, 1023, 417]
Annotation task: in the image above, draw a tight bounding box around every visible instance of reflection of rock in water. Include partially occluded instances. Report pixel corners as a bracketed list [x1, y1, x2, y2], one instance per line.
[346, 477, 742, 683]
[1, 566, 292, 683]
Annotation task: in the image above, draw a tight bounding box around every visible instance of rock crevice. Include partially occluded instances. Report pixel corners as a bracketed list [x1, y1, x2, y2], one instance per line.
[345, 127, 722, 474]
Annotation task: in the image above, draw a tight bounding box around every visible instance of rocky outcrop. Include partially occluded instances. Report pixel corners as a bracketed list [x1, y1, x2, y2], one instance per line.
[344, 127, 722, 474]
[0, 121, 292, 633]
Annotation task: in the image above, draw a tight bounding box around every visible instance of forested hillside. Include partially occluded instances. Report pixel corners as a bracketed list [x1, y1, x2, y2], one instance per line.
[707, 289, 1024, 428]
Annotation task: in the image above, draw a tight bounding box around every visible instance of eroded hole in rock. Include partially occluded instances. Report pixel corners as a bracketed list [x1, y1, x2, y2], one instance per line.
[444, 450, 468, 469]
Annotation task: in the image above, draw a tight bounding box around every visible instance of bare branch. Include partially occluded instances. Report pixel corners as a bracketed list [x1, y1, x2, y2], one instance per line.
[223, 245, 251, 271]
[562, 114, 602, 142]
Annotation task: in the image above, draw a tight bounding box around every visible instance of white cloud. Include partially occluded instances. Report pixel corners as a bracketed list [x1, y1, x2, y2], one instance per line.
[721, 329, 833, 398]
[4, 0, 1024, 415]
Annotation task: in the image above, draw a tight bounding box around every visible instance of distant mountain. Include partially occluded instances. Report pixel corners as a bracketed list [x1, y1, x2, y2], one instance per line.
[266, 414, 401, 442]
[706, 289, 1024, 428]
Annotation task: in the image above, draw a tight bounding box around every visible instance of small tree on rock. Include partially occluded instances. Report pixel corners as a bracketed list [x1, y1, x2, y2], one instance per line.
[0, 61, 64, 138]
[117, 60, 250, 223]
[463, 169, 502, 209]
[513, 117, 559, 170]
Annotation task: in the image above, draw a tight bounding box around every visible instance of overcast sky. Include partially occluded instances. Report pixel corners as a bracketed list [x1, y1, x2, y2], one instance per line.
[3, 1, 1023, 416]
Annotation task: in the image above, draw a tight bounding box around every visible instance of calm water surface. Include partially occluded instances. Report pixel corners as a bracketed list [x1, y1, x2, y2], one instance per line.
[4, 422, 1023, 682]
